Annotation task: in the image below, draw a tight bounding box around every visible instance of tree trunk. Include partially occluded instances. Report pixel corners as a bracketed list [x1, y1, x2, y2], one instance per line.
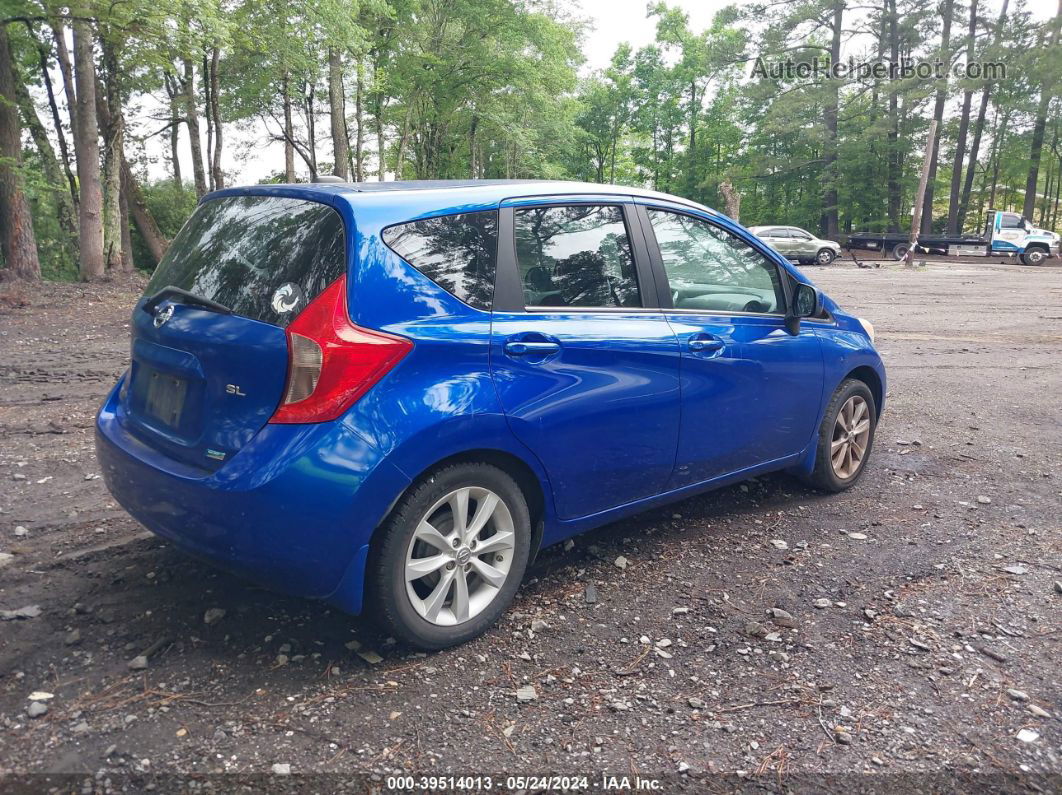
[0, 25, 41, 280]
[328, 48, 349, 179]
[355, 60, 365, 181]
[987, 111, 1008, 212]
[886, 0, 901, 232]
[121, 158, 168, 264]
[202, 54, 213, 191]
[164, 72, 183, 185]
[73, 19, 105, 281]
[822, 0, 843, 238]
[920, 0, 954, 233]
[33, 33, 77, 210]
[51, 21, 77, 140]
[119, 179, 134, 272]
[14, 75, 78, 258]
[283, 74, 295, 181]
[1023, 0, 1062, 220]
[376, 96, 385, 181]
[304, 81, 317, 177]
[958, 0, 1009, 231]
[944, 0, 976, 234]
[181, 58, 208, 197]
[100, 40, 124, 272]
[209, 46, 223, 189]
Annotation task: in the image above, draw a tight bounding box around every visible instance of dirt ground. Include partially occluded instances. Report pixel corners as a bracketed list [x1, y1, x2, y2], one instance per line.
[0, 257, 1059, 792]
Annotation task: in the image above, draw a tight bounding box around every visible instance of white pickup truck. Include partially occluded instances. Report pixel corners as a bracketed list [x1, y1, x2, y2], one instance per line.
[847, 210, 1061, 265]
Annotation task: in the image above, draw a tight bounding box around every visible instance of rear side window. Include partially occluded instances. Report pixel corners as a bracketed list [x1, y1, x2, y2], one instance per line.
[514, 204, 640, 308]
[382, 210, 498, 310]
[145, 195, 346, 327]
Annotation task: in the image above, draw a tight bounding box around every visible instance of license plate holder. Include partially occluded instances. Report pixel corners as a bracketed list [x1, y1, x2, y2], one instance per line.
[143, 369, 188, 430]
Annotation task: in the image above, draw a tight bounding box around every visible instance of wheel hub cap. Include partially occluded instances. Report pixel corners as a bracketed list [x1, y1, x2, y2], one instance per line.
[830, 395, 871, 480]
[404, 486, 516, 627]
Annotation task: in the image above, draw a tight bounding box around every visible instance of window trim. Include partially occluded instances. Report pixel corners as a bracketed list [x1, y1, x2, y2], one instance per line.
[493, 200, 660, 314]
[635, 203, 791, 317]
[381, 208, 500, 313]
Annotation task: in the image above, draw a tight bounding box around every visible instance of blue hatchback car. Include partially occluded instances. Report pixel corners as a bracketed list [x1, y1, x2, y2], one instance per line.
[96, 180, 884, 649]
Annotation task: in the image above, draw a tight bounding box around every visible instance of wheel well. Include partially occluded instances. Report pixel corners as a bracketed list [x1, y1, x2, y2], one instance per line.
[390, 449, 547, 561]
[1025, 243, 1048, 250]
[846, 366, 883, 414]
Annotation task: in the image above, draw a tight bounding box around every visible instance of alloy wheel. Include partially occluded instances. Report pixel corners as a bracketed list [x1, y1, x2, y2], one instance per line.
[817, 249, 834, 265]
[830, 395, 871, 479]
[404, 486, 515, 626]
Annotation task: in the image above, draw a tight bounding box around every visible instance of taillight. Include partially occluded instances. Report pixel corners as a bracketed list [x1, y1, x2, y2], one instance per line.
[270, 276, 412, 424]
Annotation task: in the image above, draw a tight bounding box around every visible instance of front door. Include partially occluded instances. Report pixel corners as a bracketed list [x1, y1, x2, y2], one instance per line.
[637, 205, 825, 486]
[489, 199, 681, 520]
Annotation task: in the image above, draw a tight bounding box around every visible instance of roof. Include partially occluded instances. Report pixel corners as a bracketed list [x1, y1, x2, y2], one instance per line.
[210, 179, 719, 216]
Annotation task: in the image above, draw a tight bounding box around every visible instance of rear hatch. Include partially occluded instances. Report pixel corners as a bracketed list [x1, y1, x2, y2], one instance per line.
[122, 194, 346, 471]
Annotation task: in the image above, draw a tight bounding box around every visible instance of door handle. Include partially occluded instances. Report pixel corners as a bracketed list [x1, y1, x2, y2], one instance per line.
[687, 335, 724, 352]
[505, 340, 561, 356]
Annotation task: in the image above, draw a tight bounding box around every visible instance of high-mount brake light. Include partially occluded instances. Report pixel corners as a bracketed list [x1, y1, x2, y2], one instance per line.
[269, 276, 412, 424]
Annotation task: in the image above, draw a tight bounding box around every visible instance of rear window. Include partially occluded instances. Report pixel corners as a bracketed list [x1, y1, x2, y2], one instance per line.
[382, 210, 498, 310]
[145, 195, 346, 327]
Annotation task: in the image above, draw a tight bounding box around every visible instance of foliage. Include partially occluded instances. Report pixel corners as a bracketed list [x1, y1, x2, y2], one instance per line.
[2, 0, 1060, 283]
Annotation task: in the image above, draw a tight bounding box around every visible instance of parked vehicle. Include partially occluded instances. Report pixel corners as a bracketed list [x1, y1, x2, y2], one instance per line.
[847, 210, 1060, 264]
[747, 225, 842, 266]
[96, 180, 885, 649]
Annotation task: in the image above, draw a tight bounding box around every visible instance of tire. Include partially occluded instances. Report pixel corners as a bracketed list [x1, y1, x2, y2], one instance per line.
[816, 248, 836, 266]
[1020, 247, 1047, 266]
[367, 462, 531, 650]
[890, 242, 909, 261]
[802, 379, 877, 493]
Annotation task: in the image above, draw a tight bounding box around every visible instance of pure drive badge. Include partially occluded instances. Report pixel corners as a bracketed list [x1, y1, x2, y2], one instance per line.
[271, 282, 305, 315]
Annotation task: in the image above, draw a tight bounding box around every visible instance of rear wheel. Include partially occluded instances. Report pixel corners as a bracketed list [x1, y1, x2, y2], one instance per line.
[368, 463, 531, 650]
[890, 242, 910, 261]
[816, 248, 836, 266]
[803, 379, 877, 493]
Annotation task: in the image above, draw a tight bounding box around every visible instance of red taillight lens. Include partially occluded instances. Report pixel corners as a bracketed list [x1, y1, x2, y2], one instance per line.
[270, 276, 412, 424]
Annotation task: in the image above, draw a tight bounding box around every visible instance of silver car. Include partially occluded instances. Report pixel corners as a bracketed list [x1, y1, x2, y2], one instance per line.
[748, 226, 842, 266]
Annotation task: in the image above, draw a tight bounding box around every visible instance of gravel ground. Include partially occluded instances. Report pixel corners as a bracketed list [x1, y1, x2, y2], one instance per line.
[0, 258, 1059, 792]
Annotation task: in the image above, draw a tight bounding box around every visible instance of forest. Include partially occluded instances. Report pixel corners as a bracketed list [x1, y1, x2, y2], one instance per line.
[0, 0, 1059, 282]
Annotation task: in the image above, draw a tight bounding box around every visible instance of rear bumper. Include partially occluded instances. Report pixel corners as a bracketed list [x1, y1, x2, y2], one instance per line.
[95, 380, 408, 612]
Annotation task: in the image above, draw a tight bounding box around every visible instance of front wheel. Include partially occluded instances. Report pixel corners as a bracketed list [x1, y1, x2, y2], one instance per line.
[802, 379, 877, 492]
[816, 248, 836, 266]
[368, 462, 531, 650]
[891, 242, 910, 261]
[1020, 248, 1047, 266]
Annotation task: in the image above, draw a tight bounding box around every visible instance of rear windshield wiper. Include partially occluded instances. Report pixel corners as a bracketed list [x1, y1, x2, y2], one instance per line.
[142, 286, 233, 317]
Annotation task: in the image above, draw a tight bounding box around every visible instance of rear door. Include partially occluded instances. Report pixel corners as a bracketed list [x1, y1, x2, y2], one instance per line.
[121, 194, 347, 470]
[765, 228, 795, 258]
[489, 197, 681, 520]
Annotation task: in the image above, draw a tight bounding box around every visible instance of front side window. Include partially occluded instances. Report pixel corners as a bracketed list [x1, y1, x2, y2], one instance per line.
[999, 213, 1023, 229]
[514, 205, 640, 308]
[647, 209, 786, 315]
[382, 210, 498, 310]
[790, 228, 813, 240]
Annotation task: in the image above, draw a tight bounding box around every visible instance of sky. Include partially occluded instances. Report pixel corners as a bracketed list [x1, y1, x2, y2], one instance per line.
[142, 0, 1058, 185]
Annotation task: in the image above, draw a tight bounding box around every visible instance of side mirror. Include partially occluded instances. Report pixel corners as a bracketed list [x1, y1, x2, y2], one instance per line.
[786, 282, 822, 335]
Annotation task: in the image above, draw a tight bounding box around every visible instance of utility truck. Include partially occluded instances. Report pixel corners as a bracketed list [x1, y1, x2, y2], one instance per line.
[847, 210, 1060, 265]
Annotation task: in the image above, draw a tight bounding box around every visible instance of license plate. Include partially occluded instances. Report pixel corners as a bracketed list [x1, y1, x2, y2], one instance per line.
[144, 370, 188, 429]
